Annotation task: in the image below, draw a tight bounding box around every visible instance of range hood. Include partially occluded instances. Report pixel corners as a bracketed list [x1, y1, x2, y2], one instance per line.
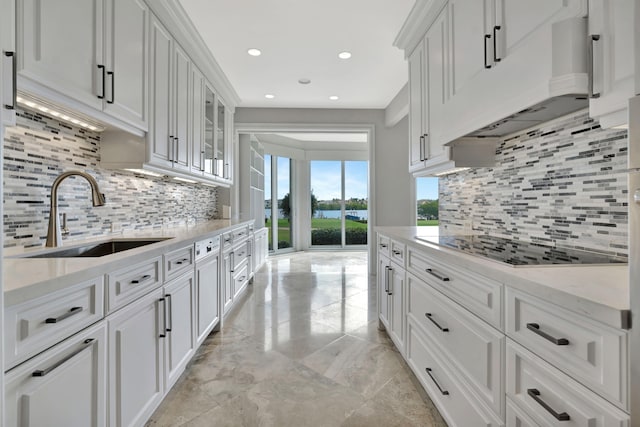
[417, 138, 498, 177]
[466, 95, 588, 137]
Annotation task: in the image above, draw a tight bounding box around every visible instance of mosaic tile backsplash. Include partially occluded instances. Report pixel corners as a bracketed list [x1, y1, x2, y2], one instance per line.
[439, 110, 628, 256]
[4, 110, 219, 248]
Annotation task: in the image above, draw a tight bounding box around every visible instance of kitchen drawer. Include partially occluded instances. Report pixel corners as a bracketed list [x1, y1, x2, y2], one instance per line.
[506, 288, 628, 410]
[232, 225, 250, 242]
[4, 276, 104, 370]
[230, 241, 249, 272]
[406, 320, 503, 427]
[407, 273, 504, 416]
[390, 239, 406, 267]
[164, 245, 194, 282]
[378, 234, 390, 258]
[232, 260, 249, 300]
[5, 321, 107, 427]
[407, 247, 503, 329]
[506, 397, 539, 427]
[506, 339, 629, 426]
[106, 256, 162, 313]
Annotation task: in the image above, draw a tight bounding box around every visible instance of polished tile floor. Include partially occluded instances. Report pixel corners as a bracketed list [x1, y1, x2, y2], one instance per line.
[147, 251, 447, 427]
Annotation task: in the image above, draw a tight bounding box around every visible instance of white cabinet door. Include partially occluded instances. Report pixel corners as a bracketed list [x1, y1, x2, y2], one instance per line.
[103, 0, 148, 130]
[148, 15, 173, 168]
[408, 40, 427, 172]
[163, 272, 195, 390]
[378, 255, 391, 329]
[449, 0, 490, 96]
[18, 0, 103, 110]
[5, 322, 107, 427]
[108, 289, 164, 427]
[425, 6, 449, 161]
[222, 251, 234, 315]
[588, 0, 635, 128]
[173, 43, 191, 171]
[191, 65, 205, 175]
[1, 0, 16, 125]
[195, 255, 219, 346]
[388, 265, 405, 353]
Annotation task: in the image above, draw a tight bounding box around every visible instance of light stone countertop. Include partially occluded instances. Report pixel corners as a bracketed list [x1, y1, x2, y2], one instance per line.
[377, 226, 630, 330]
[4, 219, 254, 307]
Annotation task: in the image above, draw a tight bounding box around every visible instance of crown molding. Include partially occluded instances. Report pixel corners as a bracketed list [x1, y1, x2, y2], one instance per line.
[149, 1, 241, 110]
[394, 0, 447, 57]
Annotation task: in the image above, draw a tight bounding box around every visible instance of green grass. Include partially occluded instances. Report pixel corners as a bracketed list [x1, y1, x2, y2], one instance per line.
[417, 220, 439, 226]
[265, 218, 369, 248]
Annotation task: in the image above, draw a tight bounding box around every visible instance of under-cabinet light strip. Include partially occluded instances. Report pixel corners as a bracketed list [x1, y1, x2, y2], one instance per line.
[16, 92, 106, 132]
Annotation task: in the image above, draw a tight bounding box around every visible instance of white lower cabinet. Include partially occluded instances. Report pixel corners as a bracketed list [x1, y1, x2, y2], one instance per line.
[5, 321, 107, 427]
[195, 253, 219, 346]
[506, 397, 538, 427]
[406, 320, 504, 427]
[108, 288, 165, 427]
[506, 339, 629, 426]
[162, 271, 195, 391]
[377, 253, 405, 353]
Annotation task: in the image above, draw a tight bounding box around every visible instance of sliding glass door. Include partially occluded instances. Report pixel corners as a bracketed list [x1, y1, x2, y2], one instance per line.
[310, 160, 368, 248]
[265, 154, 293, 252]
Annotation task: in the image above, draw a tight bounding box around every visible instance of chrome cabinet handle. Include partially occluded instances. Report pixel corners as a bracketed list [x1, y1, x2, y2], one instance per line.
[32, 338, 95, 377]
[425, 368, 449, 396]
[97, 65, 106, 99]
[484, 34, 492, 69]
[419, 135, 425, 161]
[230, 252, 235, 272]
[131, 274, 151, 284]
[224, 163, 229, 179]
[425, 313, 449, 332]
[45, 306, 83, 324]
[379, 243, 388, 249]
[4, 51, 16, 109]
[166, 294, 173, 332]
[527, 389, 570, 421]
[200, 151, 205, 171]
[387, 267, 393, 296]
[384, 266, 389, 293]
[589, 34, 601, 99]
[493, 26, 501, 62]
[425, 268, 450, 282]
[169, 136, 175, 162]
[107, 71, 115, 104]
[214, 157, 219, 176]
[175, 257, 189, 265]
[159, 298, 167, 338]
[392, 249, 402, 256]
[526, 323, 569, 346]
[174, 137, 180, 163]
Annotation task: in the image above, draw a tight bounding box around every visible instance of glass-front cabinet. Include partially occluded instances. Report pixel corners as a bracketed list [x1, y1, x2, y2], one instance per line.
[203, 85, 215, 176]
[215, 98, 228, 181]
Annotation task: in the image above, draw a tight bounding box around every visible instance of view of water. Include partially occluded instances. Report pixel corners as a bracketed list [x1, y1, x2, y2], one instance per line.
[265, 209, 368, 220]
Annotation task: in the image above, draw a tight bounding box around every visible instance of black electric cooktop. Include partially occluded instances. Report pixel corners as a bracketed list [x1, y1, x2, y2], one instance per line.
[415, 235, 628, 267]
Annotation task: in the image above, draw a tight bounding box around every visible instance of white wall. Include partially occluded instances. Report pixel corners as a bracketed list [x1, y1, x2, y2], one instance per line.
[235, 108, 413, 273]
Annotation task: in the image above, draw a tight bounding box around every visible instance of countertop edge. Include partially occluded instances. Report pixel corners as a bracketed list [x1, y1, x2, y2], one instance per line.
[4, 219, 256, 307]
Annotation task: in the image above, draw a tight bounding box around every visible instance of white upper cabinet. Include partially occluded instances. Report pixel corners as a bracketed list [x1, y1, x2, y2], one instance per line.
[191, 65, 205, 175]
[103, 0, 149, 130]
[148, 15, 191, 173]
[18, 0, 102, 110]
[588, 0, 635, 128]
[17, 0, 149, 131]
[2, 0, 16, 126]
[397, 0, 589, 167]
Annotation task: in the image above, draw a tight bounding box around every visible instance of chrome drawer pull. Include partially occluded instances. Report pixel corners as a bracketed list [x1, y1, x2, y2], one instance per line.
[130, 274, 151, 284]
[425, 368, 449, 396]
[379, 243, 388, 249]
[165, 294, 173, 332]
[425, 268, 450, 282]
[384, 266, 390, 294]
[425, 313, 449, 332]
[392, 250, 402, 256]
[526, 323, 569, 346]
[32, 339, 94, 377]
[45, 306, 83, 324]
[238, 276, 246, 282]
[175, 258, 189, 265]
[527, 389, 570, 421]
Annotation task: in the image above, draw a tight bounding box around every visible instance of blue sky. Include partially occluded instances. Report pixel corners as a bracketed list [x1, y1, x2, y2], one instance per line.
[265, 155, 439, 200]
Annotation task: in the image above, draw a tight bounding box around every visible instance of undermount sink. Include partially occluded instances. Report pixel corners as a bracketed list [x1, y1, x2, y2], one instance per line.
[14, 238, 173, 258]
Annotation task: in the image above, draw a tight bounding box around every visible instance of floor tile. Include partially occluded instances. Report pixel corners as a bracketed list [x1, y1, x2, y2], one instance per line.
[146, 251, 446, 427]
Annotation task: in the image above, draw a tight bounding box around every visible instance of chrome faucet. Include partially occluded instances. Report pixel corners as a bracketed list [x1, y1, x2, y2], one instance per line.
[45, 170, 106, 247]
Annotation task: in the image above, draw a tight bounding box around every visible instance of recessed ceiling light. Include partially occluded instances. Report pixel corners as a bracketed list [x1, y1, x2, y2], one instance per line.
[329, 96, 339, 101]
[247, 48, 262, 56]
[298, 78, 311, 85]
[338, 51, 352, 59]
[265, 94, 275, 99]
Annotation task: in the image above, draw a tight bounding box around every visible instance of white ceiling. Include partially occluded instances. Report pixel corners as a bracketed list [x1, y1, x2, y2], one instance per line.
[178, 0, 416, 109]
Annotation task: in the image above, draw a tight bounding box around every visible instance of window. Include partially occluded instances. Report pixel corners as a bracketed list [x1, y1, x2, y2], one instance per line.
[416, 177, 438, 226]
[264, 154, 293, 252]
